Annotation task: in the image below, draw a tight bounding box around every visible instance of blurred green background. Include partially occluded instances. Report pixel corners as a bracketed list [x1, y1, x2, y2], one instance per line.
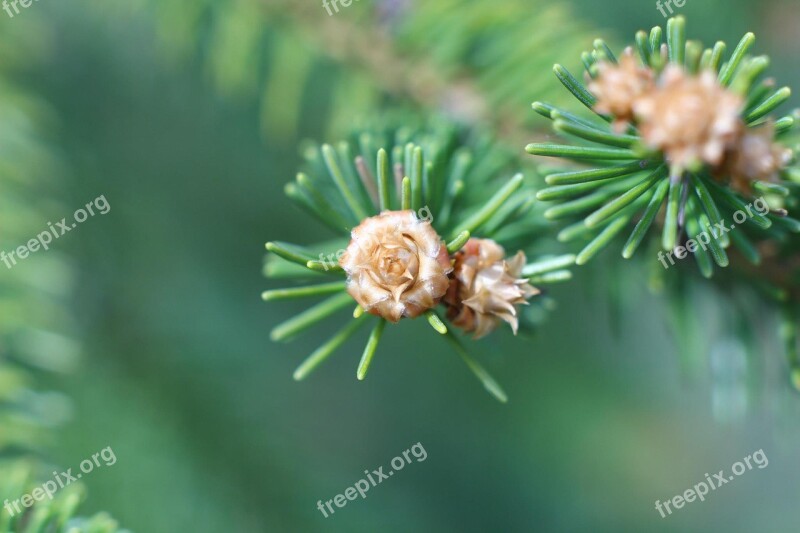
[3, 0, 800, 531]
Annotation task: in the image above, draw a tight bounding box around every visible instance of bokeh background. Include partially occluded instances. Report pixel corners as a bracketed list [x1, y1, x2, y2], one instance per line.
[2, 0, 800, 531]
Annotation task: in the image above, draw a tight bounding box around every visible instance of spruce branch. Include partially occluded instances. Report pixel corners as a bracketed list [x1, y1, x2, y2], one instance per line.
[527, 17, 800, 279]
[263, 122, 574, 400]
[526, 16, 800, 389]
[142, 0, 595, 144]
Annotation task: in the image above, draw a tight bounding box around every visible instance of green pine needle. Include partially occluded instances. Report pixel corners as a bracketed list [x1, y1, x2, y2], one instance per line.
[426, 311, 448, 335]
[666, 16, 686, 64]
[401, 176, 411, 210]
[447, 231, 471, 254]
[377, 148, 391, 212]
[545, 161, 651, 185]
[265, 241, 316, 266]
[294, 315, 368, 381]
[662, 173, 683, 251]
[522, 254, 577, 277]
[584, 166, 665, 228]
[622, 179, 669, 258]
[451, 173, 524, 240]
[271, 292, 354, 342]
[306, 260, 345, 273]
[745, 87, 792, 123]
[553, 64, 597, 110]
[526, 144, 637, 160]
[443, 331, 508, 403]
[718, 32, 756, 86]
[576, 215, 632, 265]
[357, 319, 386, 380]
[262, 281, 346, 301]
[322, 144, 371, 221]
[528, 270, 573, 284]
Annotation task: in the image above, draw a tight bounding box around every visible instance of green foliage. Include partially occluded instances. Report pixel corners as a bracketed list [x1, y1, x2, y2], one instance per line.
[0, 463, 121, 533]
[263, 119, 574, 401]
[0, 54, 125, 533]
[131, 0, 595, 140]
[527, 17, 799, 276]
[4, 0, 800, 529]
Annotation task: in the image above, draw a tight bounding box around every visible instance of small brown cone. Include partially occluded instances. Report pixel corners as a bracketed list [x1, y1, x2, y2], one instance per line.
[634, 66, 744, 169]
[588, 49, 656, 133]
[717, 123, 793, 194]
[340, 211, 452, 322]
[445, 239, 539, 339]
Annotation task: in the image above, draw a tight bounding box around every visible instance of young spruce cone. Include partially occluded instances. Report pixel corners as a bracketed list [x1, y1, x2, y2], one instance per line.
[340, 210, 452, 322]
[445, 238, 539, 339]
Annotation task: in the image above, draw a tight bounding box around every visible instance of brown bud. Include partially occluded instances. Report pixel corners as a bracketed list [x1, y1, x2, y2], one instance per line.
[445, 239, 539, 339]
[339, 211, 452, 322]
[635, 66, 744, 169]
[588, 50, 656, 133]
[717, 122, 793, 194]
